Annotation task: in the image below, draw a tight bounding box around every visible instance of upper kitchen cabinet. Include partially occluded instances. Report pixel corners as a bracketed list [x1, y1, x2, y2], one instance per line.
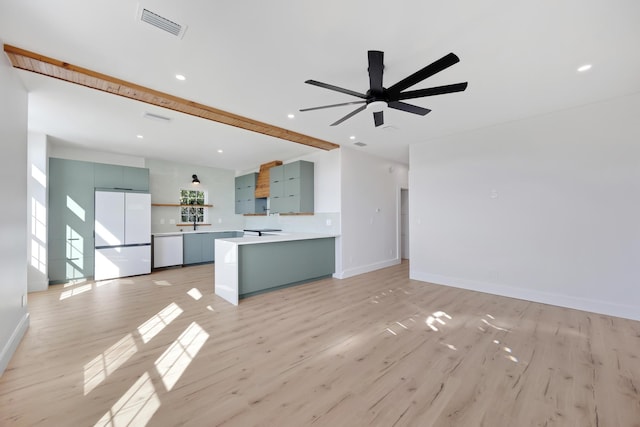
[95, 163, 149, 191]
[270, 160, 314, 214]
[235, 172, 267, 215]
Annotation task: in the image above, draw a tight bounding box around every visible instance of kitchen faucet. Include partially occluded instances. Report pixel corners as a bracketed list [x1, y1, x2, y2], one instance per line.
[193, 218, 197, 230]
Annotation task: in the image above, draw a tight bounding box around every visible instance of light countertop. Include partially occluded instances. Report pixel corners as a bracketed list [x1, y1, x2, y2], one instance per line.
[152, 229, 242, 237]
[217, 232, 338, 246]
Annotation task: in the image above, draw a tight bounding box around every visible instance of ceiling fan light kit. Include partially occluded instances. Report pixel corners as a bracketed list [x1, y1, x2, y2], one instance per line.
[301, 50, 468, 127]
[366, 100, 387, 112]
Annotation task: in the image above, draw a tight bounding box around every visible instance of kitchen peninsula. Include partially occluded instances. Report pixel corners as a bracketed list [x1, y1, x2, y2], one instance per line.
[215, 232, 336, 305]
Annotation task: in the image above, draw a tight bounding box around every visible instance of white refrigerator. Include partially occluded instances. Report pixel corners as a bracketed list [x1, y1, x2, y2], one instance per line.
[94, 190, 151, 281]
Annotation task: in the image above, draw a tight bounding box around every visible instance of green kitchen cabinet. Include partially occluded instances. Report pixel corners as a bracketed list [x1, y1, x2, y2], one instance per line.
[202, 233, 215, 262]
[183, 233, 216, 264]
[48, 158, 150, 284]
[48, 158, 96, 283]
[183, 232, 240, 265]
[95, 163, 149, 191]
[238, 237, 335, 297]
[269, 160, 314, 214]
[235, 172, 266, 214]
[183, 233, 204, 264]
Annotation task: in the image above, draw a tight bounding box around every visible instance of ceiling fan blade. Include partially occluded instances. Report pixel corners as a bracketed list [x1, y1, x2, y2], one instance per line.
[305, 80, 367, 99]
[393, 82, 468, 101]
[368, 50, 384, 93]
[387, 52, 460, 94]
[387, 101, 431, 116]
[330, 104, 367, 126]
[373, 111, 384, 127]
[300, 100, 366, 112]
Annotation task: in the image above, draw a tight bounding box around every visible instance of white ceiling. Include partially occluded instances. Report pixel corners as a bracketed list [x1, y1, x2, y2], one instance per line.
[1, 0, 639, 171]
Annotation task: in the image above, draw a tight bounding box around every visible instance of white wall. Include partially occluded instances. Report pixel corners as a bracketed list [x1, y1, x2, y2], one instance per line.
[339, 147, 408, 278]
[49, 144, 145, 167]
[145, 158, 244, 233]
[410, 93, 640, 321]
[0, 49, 29, 375]
[27, 132, 49, 292]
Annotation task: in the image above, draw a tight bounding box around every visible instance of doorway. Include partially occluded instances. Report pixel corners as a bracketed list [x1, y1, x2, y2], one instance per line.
[400, 188, 409, 260]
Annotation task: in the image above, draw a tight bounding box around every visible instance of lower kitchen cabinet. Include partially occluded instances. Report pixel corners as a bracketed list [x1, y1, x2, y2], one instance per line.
[183, 233, 215, 265]
[182, 232, 242, 265]
[153, 235, 183, 268]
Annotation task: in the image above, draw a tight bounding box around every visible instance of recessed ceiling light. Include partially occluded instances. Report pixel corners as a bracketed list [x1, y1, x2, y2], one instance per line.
[175, 74, 186, 81]
[287, 113, 295, 119]
[136, 135, 144, 139]
[217, 149, 223, 153]
[577, 64, 592, 73]
[349, 136, 356, 140]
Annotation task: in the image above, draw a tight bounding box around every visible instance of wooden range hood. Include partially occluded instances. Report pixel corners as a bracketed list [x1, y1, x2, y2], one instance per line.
[3, 44, 340, 152]
[255, 160, 282, 198]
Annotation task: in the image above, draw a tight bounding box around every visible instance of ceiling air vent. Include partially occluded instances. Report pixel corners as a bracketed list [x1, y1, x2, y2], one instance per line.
[354, 142, 367, 147]
[138, 6, 187, 38]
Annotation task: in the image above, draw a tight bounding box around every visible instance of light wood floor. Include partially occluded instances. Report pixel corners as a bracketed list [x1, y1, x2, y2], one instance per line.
[1, 262, 639, 426]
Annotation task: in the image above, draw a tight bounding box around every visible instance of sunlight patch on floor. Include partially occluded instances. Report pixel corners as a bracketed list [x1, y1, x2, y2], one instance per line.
[94, 371, 160, 427]
[187, 288, 203, 300]
[84, 333, 138, 396]
[137, 302, 184, 344]
[153, 280, 173, 286]
[426, 311, 452, 332]
[481, 317, 510, 332]
[60, 283, 92, 300]
[154, 322, 209, 391]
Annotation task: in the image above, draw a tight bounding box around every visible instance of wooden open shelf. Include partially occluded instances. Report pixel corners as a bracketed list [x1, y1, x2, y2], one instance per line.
[152, 203, 213, 207]
[242, 213, 314, 216]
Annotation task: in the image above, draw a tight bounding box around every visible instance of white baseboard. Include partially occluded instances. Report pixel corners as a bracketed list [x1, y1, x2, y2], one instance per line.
[335, 258, 401, 280]
[0, 312, 30, 376]
[410, 270, 640, 322]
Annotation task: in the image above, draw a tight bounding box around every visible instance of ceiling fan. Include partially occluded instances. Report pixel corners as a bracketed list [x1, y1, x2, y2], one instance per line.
[300, 50, 468, 127]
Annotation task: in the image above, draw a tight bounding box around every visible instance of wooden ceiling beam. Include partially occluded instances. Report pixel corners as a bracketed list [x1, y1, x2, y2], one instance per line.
[3, 44, 340, 151]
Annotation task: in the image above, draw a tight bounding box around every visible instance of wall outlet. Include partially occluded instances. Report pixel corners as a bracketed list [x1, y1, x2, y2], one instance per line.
[218, 218, 222, 224]
[22, 294, 27, 307]
[160, 218, 165, 224]
[326, 219, 332, 226]
[169, 219, 175, 224]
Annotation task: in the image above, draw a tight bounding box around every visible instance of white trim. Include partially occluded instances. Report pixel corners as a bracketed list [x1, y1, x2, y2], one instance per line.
[337, 258, 401, 279]
[410, 270, 640, 322]
[0, 312, 30, 376]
